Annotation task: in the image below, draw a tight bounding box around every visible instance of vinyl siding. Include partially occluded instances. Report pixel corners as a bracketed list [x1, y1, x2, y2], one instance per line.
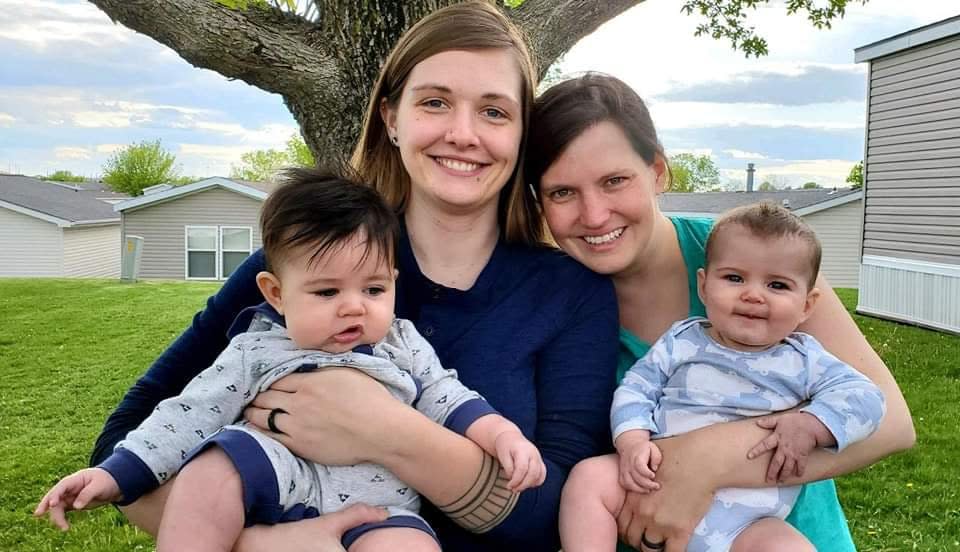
[0, 207, 63, 276]
[863, 33, 960, 266]
[63, 224, 121, 278]
[121, 187, 262, 279]
[804, 200, 862, 288]
[858, 256, 960, 335]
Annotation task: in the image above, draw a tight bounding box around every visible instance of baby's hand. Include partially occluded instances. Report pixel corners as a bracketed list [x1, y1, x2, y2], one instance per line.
[494, 430, 546, 492]
[615, 430, 661, 493]
[748, 412, 835, 482]
[34, 468, 121, 530]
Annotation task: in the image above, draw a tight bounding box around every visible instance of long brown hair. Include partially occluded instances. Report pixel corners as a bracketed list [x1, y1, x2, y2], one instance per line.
[350, 1, 543, 245]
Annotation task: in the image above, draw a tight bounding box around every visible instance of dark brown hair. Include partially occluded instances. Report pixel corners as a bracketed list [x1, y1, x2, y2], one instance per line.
[260, 168, 400, 274]
[350, 1, 543, 244]
[526, 72, 669, 194]
[706, 201, 822, 288]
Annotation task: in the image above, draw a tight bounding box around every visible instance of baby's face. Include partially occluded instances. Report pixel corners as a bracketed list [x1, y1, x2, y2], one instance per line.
[698, 226, 816, 352]
[277, 237, 395, 353]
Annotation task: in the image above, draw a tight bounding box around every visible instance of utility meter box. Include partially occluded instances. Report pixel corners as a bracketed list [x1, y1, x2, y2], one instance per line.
[121, 235, 144, 282]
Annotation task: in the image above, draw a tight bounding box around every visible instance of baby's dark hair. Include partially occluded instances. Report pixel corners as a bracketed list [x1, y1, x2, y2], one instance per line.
[705, 201, 822, 289]
[260, 168, 399, 274]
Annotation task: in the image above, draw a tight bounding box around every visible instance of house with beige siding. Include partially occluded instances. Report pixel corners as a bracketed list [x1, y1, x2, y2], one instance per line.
[0, 174, 121, 278]
[855, 15, 960, 334]
[114, 177, 276, 280]
[658, 188, 863, 287]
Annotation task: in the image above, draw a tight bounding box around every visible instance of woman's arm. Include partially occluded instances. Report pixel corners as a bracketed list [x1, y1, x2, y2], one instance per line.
[244, 369, 491, 508]
[790, 277, 916, 475]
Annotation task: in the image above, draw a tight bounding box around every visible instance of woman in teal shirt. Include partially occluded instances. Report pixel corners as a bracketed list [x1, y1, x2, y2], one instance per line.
[525, 73, 915, 551]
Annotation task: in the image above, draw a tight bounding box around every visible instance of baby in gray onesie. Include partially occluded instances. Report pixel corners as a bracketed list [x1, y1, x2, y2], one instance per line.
[37, 171, 545, 552]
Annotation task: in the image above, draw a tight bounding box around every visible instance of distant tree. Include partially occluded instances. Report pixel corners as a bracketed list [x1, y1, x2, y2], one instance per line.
[285, 134, 316, 168]
[802, 181, 821, 189]
[45, 170, 87, 183]
[102, 140, 179, 196]
[231, 149, 289, 182]
[231, 134, 315, 182]
[758, 181, 777, 191]
[847, 161, 863, 190]
[668, 153, 721, 193]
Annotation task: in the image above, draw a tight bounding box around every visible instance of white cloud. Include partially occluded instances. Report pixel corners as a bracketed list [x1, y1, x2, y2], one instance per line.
[670, 148, 714, 157]
[96, 100, 212, 117]
[0, 0, 132, 51]
[0, 112, 14, 126]
[650, 100, 864, 131]
[72, 111, 139, 128]
[54, 146, 92, 160]
[724, 149, 767, 160]
[754, 159, 858, 187]
[95, 144, 125, 154]
[178, 144, 252, 162]
[191, 121, 298, 145]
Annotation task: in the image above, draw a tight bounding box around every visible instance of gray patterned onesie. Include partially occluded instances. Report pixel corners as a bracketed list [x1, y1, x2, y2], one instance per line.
[98, 306, 496, 536]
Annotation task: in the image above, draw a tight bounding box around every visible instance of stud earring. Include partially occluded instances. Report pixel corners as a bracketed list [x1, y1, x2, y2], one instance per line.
[390, 134, 399, 146]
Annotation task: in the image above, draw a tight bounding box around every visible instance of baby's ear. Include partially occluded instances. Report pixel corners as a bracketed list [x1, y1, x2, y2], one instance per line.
[696, 267, 707, 303]
[800, 286, 822, 323]
[256, 271, 285, 314]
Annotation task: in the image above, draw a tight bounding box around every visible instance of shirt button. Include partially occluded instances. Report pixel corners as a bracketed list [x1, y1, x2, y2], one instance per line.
[423, 326, 435, 337]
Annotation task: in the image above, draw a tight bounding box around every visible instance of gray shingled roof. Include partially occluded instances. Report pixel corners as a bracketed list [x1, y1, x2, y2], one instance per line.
[43, 180, 130, 202]
[658, 188, 861, 215]
[0, 174, 120, 224]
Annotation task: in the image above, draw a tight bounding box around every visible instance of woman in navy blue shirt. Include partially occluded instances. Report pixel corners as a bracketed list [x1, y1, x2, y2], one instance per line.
[90, 4, 618, 551]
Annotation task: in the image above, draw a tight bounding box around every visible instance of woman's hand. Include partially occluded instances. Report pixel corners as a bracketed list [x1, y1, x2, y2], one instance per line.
[244, 368, 406, 465]
[616, 481, 713, 552]
[616, 435, 717, 552]
[234, 503, 389, 552]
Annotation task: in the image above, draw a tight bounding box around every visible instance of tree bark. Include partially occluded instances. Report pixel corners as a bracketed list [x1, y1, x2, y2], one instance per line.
[89, 0, 645, 162]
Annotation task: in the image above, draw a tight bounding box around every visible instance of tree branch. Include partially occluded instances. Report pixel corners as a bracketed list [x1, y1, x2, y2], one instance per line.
[89, 0, 337, 97]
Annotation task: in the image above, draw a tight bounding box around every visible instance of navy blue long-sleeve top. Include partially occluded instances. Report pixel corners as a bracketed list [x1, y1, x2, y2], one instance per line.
[91, 232, 619, 551]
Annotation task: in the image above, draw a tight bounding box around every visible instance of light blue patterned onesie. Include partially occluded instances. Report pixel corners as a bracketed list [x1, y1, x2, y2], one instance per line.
[611, 317, 885, 551]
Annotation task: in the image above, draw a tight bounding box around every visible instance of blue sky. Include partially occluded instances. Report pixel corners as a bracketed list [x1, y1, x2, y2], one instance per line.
[0, 0, 956, 188]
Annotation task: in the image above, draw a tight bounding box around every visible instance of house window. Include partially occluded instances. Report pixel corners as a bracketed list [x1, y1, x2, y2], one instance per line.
[221, 226, 252, 279]
[185, 226, 252, 280]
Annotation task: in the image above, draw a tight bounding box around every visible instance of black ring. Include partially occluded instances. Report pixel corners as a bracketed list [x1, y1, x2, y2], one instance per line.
[640, 531, 666, 551]
[267, 408, 288, 435]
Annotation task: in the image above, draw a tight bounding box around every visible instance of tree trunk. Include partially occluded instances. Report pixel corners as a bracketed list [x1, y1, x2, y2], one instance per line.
[89, 0, 644, 162]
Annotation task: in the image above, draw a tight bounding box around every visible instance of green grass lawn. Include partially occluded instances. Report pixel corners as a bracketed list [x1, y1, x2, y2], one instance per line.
[0, 280, 956, 550]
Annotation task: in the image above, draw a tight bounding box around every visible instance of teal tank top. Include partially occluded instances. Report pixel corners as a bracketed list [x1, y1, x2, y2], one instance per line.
[615, 216, 856, 551]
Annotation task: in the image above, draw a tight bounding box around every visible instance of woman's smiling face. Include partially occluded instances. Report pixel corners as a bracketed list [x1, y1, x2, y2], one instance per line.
[540, 120, 666, 276]
[382, 48, 523, 216]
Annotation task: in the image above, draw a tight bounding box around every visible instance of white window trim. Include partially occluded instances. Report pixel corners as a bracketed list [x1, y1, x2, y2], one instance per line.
[219, 225, 253, 280]
[185, 225, 219, 281]
[184, 225, 253, 281]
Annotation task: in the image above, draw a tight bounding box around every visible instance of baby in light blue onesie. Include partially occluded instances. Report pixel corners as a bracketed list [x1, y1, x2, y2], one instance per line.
[559, 202, 885, 552]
